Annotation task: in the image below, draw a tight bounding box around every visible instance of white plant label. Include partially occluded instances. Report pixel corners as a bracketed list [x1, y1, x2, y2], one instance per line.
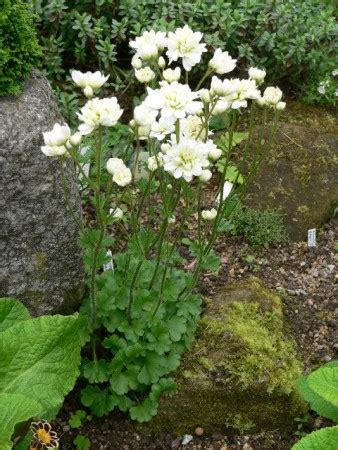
[103, 249, 114, 271]
[308, 228, 316, 247]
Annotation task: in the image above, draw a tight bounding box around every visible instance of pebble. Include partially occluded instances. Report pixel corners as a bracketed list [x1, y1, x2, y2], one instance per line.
[195, 427, 204, 436]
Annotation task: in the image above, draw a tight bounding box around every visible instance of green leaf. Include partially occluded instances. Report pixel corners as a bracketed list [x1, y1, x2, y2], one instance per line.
[74, 434, 91, 450]
[0, 298, 30, 332]
[137, 352, 169, 385]
[292, 426, 338, 449]
[298, 376, 338, 422]
[167, 316, 187, 342]
[200, 252, 220, 272]
[69, 409, 87, 428]
[82, 359, 111, 384]
[308, 366, 338, 407]
[0, 393, 42, 450]
[0, 314, 82, 416]
[81, 386, 117, 417]
[129, 396, 157, 422]
[110, 370, 136, 395]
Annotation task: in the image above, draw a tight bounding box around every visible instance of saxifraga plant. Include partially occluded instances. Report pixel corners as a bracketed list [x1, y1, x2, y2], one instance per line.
[40, 26, 285, 422]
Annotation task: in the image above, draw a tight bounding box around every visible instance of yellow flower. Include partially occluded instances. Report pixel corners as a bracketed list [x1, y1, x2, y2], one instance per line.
[31, 420, 59, 449]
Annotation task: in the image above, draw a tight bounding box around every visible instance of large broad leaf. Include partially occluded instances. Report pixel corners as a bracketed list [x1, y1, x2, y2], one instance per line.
[292, 426, 338, 449]
[0, 393, 42, 450]
[0, 314, 82, 416]
[0, 298, 30, 332]
[308, 366, 338, 407]
[298, 376, 338, 422]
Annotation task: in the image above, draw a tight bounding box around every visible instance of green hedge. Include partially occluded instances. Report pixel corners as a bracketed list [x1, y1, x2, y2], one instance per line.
[0, 0, 41, 96]
[34, 0, 337, 105]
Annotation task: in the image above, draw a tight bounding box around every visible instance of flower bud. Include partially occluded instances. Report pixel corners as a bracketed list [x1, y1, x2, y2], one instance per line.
[276, 101, 286, 111]
[168, 215, 176, 224]
[135, 67, 155, 83]
[70, 132, 82, 147]
[199, 169, 212, 182]
[201, 208, 217, 220]
[131, 55, 142, 69]
[83, 86, 94, 98]
[208, 147, 222, 161]
[199, 89, 211, 104]
[158, 56, 166, 69]
[248, 67, 266, 84]
[162, 67, 181, 83]
[160, 143, 171, 153]
[137, 43, 158, 60]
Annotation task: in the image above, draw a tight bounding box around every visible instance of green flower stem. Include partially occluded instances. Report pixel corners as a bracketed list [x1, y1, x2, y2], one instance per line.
[89, 126, 105, 330]
[127, 260, 144, 322]
[133, 127, 141, 179]
[195, 68, 212, 91]
[59, 158, 83, 230]
[148, 218, 169, 289]
[67, 147, 98, 192]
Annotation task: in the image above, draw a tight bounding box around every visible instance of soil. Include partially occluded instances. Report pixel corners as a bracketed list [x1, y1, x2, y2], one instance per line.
[54, 216, 337, 450]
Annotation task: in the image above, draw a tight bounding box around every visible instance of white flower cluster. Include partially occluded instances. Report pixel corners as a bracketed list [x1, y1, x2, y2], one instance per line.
[41, 25, 284, 199]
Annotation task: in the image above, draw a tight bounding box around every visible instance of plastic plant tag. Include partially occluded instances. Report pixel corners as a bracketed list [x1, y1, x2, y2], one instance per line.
[308, 228, 316, 247]
[103, 249, 114, 271]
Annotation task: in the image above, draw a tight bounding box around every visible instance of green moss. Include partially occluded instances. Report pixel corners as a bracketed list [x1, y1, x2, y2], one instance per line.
[146, 278, 305, 434]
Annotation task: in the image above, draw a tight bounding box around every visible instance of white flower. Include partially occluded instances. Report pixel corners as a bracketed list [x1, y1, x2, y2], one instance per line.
[209, 49, 237, 75]
[199, 169, 212, 182]
[210, 76, 238, 98]
[134, 103, 158, 126]
[276, 101, 286, 111]
[162, 67, 181, 83]
[201, 208, 217, 220]
[144, 82, 203, 121]
[180, 115, 211, 141]
[332, 69, 338, 77]
[161, 143, 171, 153]
[335, 89, 338, 97]
[130, 30, 167, 60]
[77, 97, 123, 135]
[150, 116, 176, 141]
[212, 99, 231, 115]
[69, 132, 82, 147]
[216, 181, 233, 203]
[317, 84, 326, 95]
[41, 145, 67, 157]
[71, 70, 109, 96]
[147, 154, 163, 171]
[135, 67, 155, 83]
[166, 25, 207, 71]
[262, 86, 283, 106]
[131, 55, 143, 69]
[199, 88, 211, 103]
[210, 77, 260, 109]
[43, 123, 71, 147]
[230, 79, 261, 109]
[162, 137, 210, 182]
[113, 167, 132, 186]
[110, 207, 124, 220]
[248, 67, 266, 84]
[158, 56, 166, 69]
[107, 157, 126, 175]
[168, 215, 176, 224]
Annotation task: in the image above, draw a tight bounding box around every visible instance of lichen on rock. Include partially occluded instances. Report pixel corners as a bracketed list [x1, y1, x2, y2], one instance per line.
[148, 277, 305, 434]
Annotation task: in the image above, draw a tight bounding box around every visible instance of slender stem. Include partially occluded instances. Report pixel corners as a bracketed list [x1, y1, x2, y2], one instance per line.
[89, 126, 105, 329]
[127, 260, 143, 322]
[195, 68, 212, 91]
[59, 158, 83, 230]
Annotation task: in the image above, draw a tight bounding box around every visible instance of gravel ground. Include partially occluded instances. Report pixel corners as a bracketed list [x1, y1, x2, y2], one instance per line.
[54, 218, 337, 450]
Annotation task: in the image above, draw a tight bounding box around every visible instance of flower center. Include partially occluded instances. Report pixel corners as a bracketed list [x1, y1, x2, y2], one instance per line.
[37, 429, 51, 444]
[178, 148, 197, 169]
[178, 39, 194, 55]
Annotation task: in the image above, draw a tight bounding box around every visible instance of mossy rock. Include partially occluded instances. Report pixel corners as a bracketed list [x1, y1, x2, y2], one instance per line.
[146, 277, 305, 434]
[245, 113, 338, 240]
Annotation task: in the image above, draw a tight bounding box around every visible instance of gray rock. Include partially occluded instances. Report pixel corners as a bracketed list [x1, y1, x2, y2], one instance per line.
[0, 70, 84, 315]
[245, 121, 338, 241]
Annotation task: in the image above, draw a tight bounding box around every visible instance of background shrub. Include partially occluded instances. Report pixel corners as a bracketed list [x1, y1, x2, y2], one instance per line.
[230, 204, 288, 248]
[33, 0, 337, 105]
[0, 0, 41, 96]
